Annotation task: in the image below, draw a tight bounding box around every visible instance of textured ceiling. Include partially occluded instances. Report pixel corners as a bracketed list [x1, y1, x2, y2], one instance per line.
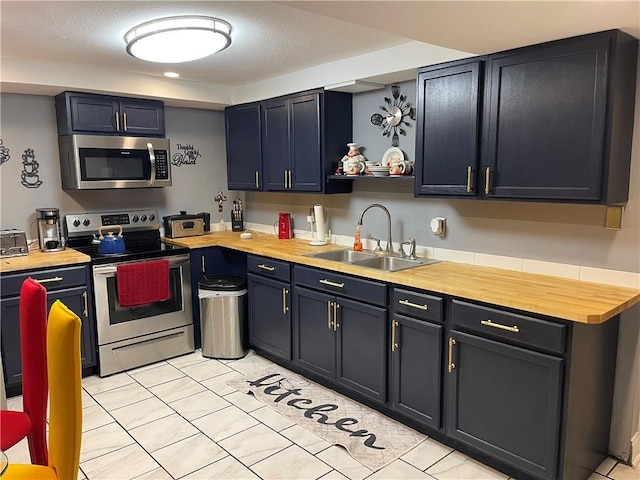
[1, 1, 638, 106]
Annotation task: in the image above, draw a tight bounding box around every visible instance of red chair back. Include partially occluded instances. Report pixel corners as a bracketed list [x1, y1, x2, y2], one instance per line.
[19, 277, 48, 465]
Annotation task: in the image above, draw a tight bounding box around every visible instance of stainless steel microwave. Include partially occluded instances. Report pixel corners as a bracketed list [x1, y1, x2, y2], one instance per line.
[58, 134, 171, 190]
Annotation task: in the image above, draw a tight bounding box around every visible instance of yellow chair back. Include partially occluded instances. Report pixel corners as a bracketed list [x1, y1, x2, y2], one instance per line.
[3, 300, 82, 480]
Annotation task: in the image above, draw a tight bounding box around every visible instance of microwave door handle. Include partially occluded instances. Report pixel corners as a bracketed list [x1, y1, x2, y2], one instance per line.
[147, 143, 156, 187]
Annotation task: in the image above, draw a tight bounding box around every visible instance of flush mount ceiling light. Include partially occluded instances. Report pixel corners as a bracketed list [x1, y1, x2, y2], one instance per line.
[125, 15, 231, 63]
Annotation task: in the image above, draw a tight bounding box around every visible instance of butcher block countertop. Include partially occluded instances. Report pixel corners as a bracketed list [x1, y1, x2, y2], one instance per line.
[164, 231, 640, 325]
[0, 249, 90, 273]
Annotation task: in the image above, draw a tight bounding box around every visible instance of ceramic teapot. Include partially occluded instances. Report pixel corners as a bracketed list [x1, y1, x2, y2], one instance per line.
[341, 142, 366, 175]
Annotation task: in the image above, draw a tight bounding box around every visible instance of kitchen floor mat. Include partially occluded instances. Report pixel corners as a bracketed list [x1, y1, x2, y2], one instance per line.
[228, 364, 426, 472]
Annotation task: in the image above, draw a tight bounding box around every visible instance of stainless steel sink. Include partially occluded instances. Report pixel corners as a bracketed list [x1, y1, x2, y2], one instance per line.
[307, 248, 439, 272]
[307, 249, 377, 263]
[352, 256, 430, 272]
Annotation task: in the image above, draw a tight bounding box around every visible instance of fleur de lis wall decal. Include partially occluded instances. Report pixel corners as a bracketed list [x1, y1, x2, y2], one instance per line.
[370, 85, 416, 147]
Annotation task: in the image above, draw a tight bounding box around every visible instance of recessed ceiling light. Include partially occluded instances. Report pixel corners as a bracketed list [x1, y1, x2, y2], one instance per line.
[125, 15, 231, 63]
[164, 72, 180, 78]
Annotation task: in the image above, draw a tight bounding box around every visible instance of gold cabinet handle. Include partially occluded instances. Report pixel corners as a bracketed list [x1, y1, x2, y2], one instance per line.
[283, 170, 288, 189]
[201, 256, 205, 273]
[255, 171, 260, 189]
[484, 166, 491, 194]
[448, 337, 456, 373]
[123, 112, 128, 131]
[327, 301, 333, 330]
[258, 264, 275, 271]
[319, 279, 344, 288]
[398, 299, 428, 311]
[115, 112, 120, 131]
[82, 291, 88, 317]
[333, 302, 340, 330]
[391, 320, 398, 352]
[282, 288, 289, 314]
[34, 276, 63, 284]
[288, 170, 292, 189]
[466, 166, 472, 193]
[481, 319, 519, 333]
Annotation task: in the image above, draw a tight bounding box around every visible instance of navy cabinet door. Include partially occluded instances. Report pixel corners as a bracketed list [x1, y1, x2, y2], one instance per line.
[293, 286, 336, 380]
[69, 94, 120, 133]
[48, 286, 96, 370]
[248, 273, 291, 360]
[226, 104, 263, 190]
[447, 331, 563, 480]
[262, 99, 290, 191]
[1, 286, 96, 390]
[0, 297, 21, 388]
[391, 314, 443, 428]
[290, 94, 322, 191]
[415, 59, 482, 196]
[336, 297, 387, 404]
[119, 99, 165, 136]
[482, 35, 608, 200]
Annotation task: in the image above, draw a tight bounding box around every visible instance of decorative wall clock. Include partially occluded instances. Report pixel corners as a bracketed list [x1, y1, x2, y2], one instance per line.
[370, 85, 415, 147]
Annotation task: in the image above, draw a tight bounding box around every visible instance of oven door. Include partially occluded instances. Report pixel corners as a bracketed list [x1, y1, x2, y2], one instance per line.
[93, 254, 192, 346]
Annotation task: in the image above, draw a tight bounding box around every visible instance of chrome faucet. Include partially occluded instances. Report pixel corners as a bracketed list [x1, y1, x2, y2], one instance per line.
[357, 203, 393, 253]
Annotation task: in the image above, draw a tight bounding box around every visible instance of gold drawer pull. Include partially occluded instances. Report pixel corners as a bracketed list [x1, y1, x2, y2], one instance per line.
[34, 276, 63, 284]
[258, 264, 275, 271]
[82, 291, 88, 317]
[448, 337, 456, 373]
[282, 288, 289, 314]
[319, 279, 344, 288]
[484, 166, 491, 194]
[481, 319, 519, 333]
[398, 299, 428, 311]
[391, 320, 399, 352]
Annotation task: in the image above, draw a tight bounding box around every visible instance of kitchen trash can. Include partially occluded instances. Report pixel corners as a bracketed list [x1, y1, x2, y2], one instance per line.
[198, 274, 248, 359]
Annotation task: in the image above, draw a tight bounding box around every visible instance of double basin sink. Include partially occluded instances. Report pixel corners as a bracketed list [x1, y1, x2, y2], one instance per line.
[306, 248, 439, 272]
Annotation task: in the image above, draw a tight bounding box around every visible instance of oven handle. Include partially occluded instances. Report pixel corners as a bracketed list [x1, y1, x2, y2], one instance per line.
[93, 256, 190, 276]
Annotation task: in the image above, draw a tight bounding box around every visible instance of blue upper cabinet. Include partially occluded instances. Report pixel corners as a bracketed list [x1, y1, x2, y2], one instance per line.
[55, 91, 165, 137]
[415, 29, 638, 204]
[415, 59, 483, 196]
[225, 103, 263, 190]
[227, 89, 353, 193]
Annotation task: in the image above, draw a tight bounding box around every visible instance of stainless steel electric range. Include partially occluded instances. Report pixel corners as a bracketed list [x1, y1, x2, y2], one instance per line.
[65, 209, 194, 376]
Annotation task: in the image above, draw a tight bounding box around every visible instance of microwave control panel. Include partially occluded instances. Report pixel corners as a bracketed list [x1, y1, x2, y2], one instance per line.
[155, 150, 169, 180]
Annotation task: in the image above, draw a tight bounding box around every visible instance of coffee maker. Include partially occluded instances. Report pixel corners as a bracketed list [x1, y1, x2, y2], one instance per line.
[36, 208, 65, 252]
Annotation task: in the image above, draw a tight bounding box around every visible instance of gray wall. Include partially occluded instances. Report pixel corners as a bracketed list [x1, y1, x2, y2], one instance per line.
[246, 80, 640, 274]
[0, 94, 233, 237]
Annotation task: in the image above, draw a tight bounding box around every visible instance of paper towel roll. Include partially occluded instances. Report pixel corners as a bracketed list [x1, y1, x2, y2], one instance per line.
[312, 204, 327, 245]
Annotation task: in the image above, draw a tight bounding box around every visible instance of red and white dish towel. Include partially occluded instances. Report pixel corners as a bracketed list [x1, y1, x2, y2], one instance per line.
[116, 259, 170, 307]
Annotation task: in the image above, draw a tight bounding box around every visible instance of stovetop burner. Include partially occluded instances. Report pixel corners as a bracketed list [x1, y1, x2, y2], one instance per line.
[65, 209, 189, 264]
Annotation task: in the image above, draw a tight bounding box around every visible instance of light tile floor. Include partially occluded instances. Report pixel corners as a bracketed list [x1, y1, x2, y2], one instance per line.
[5, 350, 640, 480]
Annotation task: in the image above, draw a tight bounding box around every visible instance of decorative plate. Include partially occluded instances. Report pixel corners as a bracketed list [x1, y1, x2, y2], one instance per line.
[382, 147, 405, 166]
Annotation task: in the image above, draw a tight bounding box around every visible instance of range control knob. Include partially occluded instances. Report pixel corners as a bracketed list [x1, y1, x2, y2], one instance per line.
[83, 218, 91, 227]
[73, 219, 81, 228]
[132, 215, 139, 223]
[140, 215, 147, 222]
[149, 214, 155, 221]
[19, 247, 27, 253]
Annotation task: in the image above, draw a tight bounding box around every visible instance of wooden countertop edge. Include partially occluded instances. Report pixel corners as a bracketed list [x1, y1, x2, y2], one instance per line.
[164, 232, 640, 325]
[0, 249, 91, 273]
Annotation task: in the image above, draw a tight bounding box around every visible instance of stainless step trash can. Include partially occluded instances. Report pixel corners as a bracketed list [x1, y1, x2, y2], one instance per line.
[198, 274, 248, 359]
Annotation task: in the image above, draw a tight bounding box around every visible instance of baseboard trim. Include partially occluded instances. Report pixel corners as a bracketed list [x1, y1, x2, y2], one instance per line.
[631, 431, 640, 468]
